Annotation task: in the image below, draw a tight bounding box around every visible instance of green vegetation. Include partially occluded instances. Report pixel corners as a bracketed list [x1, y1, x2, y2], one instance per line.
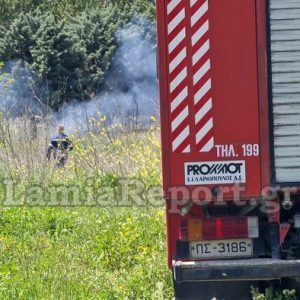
[0, 116, 174, 299]
[252, 287, 297, 300]
[0, 0, 155, 108]
[0, 207, 172, 299]
[0, 0, 155, 26]
[0, 1, 171, 296]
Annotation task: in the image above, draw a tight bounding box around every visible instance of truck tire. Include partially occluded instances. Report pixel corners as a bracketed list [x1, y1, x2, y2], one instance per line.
[174, 281, 255, 300]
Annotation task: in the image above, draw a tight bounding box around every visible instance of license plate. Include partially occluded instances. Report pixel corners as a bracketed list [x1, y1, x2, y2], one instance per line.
[190, 239, 253, 259]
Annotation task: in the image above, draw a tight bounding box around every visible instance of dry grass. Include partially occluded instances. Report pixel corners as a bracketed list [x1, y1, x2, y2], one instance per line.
[0, 113, 161, 186]
[0, 113, 173, 299]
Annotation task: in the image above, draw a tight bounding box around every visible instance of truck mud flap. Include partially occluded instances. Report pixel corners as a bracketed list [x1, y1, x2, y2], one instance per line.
[174, 259, 300, 282]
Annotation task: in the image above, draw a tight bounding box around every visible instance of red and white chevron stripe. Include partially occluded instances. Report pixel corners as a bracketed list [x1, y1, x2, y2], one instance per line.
[190, 0, 214, 152]
[167, 0, 191, 153]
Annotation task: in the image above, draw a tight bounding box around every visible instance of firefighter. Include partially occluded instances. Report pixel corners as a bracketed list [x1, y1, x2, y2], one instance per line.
[47, 124, 73, 167]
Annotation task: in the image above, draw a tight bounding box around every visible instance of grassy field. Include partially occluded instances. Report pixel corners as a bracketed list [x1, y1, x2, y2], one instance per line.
[0, 207, 173, 299]
[0, 115, 173, 299]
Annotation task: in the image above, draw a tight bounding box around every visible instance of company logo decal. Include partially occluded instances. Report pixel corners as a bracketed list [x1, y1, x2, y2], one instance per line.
[185, 161, 246, 185]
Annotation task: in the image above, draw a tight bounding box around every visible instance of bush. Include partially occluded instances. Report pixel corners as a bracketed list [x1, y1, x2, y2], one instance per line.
[0, 0, 155, 110]
[251, 287, 297, 300]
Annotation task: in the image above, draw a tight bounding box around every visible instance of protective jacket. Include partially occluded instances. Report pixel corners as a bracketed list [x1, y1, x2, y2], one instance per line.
[46, 133, 73, 161]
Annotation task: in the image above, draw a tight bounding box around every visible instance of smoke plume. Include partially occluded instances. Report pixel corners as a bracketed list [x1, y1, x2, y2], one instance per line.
[0, 18, 159, 132]
[0, 60, 46, 117]
[56, 18, 158, 132]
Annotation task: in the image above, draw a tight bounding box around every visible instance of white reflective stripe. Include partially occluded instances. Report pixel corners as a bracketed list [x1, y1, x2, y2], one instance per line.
[192, 20, 209, 46]
[168, 8, 185, 34]
[200, 137, 214, 152]
[193, 59, 210, 85]
[169, 47, 187, 73]
[195, 98, 212, 124]
[192, 40, 210, 65]
[247, 217, 259, 238]
[191, 1, 208, 27]
[194, 79, 211, 104]
[172, 106, 189, 132]
[169, 28, 186, 54]
[190, 0, 197, 7]
[170, 67, 187, 93]
[196, 118, 213, 143]
[167, 0, 181, 15]
[171, 86, 188, 112]
[183, 145, 191, 153]
[172, 126, 190, 151]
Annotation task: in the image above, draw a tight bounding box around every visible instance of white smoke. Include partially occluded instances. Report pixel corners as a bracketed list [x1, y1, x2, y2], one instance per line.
[0, 18, 159, 132]
[0, 61, 46, 117]
[56, 18, 159, 132]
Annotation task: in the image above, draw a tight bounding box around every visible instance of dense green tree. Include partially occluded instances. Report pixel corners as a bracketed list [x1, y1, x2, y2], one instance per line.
[0, 0, 44, 26]
[30, 13, 83, 107]
[67, 8, 118, 99]
[0, 0, 155, 27]
[0, 13, 40, 62]
[0, 9, 117, 107]
[0, 0, 155, 110]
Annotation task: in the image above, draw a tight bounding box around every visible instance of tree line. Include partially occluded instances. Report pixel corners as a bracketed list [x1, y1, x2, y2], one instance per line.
[0, 0, 155, 110]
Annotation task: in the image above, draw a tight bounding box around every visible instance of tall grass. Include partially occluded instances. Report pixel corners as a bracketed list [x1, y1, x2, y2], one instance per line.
[0, 113, 161, 191]
[0, 114, 173, 299]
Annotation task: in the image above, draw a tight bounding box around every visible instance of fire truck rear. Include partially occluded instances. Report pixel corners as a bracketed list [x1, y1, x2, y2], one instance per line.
[156, 0, 300, 299]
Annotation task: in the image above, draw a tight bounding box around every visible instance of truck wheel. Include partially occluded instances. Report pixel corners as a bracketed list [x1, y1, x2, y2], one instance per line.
[174, 281, 255, 300]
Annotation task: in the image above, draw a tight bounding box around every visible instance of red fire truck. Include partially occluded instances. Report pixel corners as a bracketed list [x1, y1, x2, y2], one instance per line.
[156, 0, 300, 299]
